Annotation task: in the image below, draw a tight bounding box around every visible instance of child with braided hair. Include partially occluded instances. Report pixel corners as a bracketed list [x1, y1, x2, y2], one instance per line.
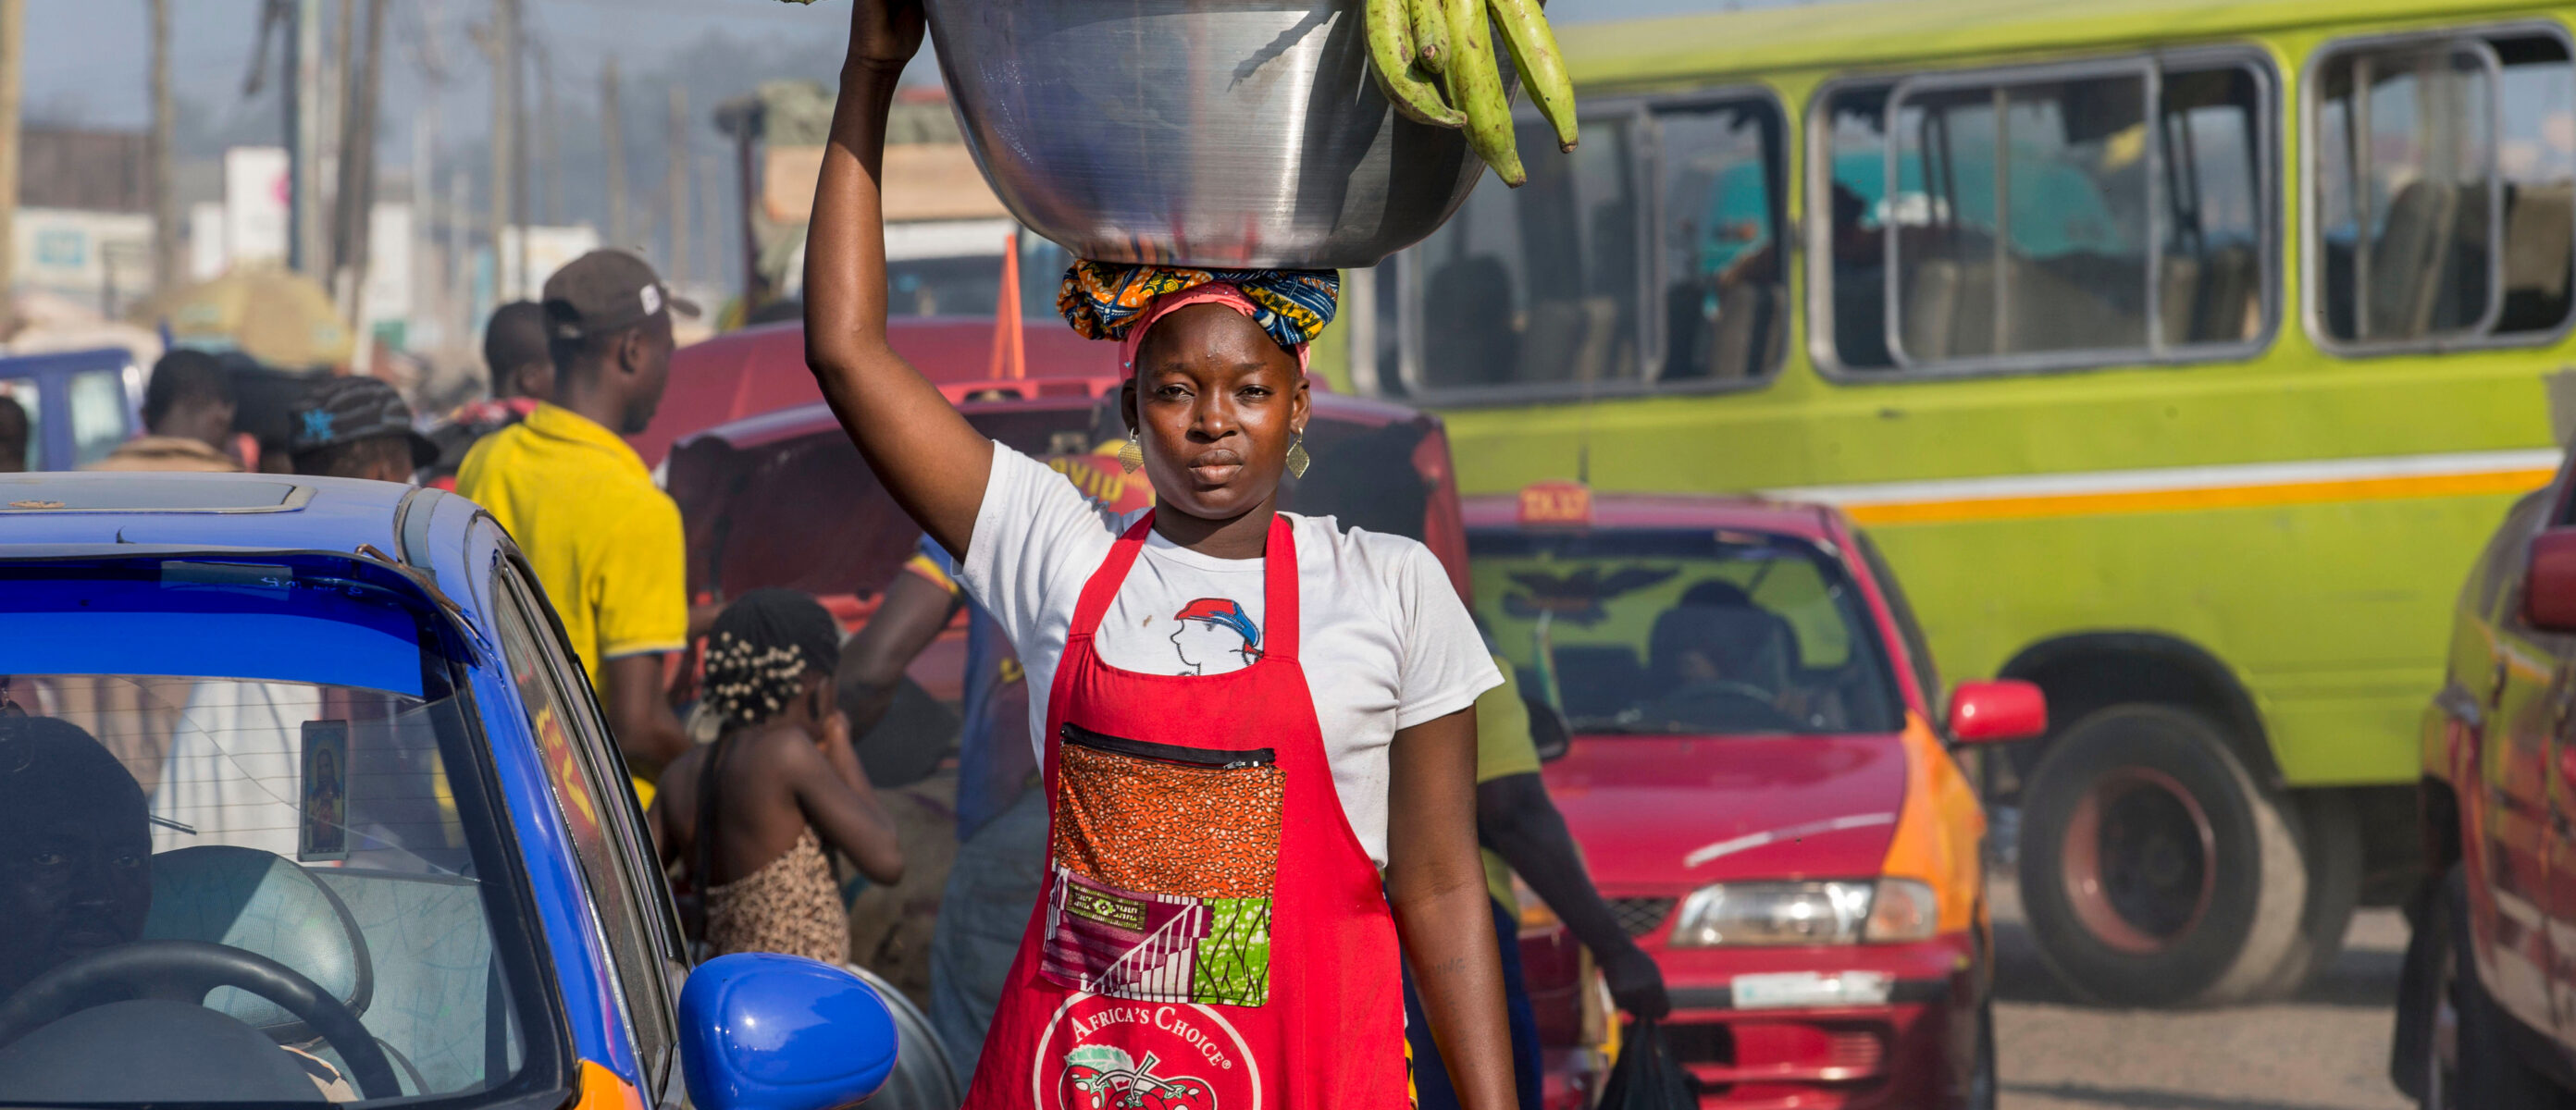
[650, 589, 903, 963]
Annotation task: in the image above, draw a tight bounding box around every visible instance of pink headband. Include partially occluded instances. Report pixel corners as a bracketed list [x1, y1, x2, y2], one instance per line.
[1118, 282, 1315, 376]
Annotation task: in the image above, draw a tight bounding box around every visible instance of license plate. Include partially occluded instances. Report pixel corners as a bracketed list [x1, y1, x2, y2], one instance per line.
[1730, 970, 1893, 1010]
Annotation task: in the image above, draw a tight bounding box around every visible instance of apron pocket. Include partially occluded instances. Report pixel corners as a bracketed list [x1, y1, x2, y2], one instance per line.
[1043, 722, 1284, 1006]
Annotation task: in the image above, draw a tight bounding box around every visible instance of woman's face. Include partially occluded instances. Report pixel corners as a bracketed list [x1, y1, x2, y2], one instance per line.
[1124, 304, 1310, 523]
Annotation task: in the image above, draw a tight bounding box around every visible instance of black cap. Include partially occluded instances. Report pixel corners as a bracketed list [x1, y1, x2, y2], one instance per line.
[288, 376, 439, 467]
[541, 249, 701, 340]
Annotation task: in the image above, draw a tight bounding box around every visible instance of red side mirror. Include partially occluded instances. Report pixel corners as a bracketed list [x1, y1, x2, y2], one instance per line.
[1949, 680, 2047, 743]
[2528, 529, 2576, 634]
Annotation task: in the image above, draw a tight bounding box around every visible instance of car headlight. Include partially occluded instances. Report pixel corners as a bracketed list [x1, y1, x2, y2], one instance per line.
[1666, 879, 1941, 946]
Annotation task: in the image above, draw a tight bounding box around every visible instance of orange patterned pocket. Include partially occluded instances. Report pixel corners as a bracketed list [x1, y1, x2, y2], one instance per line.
[1043, 723, 1282, 1005]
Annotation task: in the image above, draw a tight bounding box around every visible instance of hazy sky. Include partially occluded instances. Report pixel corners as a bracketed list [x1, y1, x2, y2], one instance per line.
[21, 0, 1796, 136]
[15, 0, 1812, 283]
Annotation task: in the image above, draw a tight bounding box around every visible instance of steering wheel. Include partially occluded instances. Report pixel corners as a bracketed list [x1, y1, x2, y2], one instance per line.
[1648, 682, 1802, 733]
[0, 940, 399, 1100]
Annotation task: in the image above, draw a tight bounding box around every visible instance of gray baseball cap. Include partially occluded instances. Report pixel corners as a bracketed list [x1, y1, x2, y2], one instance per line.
[541, 249, 701, 340]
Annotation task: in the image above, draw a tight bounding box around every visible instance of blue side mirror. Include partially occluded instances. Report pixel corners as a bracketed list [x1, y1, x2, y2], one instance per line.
[679, 954, 900, 1110]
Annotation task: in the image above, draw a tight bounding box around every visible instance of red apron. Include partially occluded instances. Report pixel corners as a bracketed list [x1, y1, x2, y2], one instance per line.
[963, 512, 1411, 1110]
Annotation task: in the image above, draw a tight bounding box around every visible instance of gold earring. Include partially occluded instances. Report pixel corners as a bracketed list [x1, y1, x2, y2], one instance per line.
[1118, 428, 1145, 474]
[1284, 431, 1310, 479]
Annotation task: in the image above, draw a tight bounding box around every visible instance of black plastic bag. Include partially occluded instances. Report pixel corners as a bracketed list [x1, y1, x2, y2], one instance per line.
[1598, 1018, 1695, 1110]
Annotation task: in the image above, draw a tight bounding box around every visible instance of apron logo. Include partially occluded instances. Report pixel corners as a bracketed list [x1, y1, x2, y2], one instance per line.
[1034, 995, 1260, 1110]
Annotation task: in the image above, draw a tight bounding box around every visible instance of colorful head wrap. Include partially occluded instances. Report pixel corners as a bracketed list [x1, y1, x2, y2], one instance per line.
[1059, 261, 1339, 375]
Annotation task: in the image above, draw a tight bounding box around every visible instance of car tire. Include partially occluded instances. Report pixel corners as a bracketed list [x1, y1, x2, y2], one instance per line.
[2434, 865, 2571, 1109]
[2254, 788, 2365, 997]
[2016, 705, 2308, 1005]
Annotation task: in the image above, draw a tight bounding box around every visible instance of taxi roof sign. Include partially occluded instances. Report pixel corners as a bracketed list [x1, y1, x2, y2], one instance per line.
[1517, 481, 1592, 527]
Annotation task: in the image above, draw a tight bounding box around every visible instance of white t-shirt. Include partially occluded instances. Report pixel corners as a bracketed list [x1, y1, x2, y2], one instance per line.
[960, 443, 1502, 867]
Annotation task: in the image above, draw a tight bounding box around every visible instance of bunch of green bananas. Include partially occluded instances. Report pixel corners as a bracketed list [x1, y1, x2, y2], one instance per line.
[1365, 0, 1574, 187]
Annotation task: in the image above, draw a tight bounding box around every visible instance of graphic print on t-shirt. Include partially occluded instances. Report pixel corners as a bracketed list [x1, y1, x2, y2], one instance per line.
[1169, 599, 1260, 675]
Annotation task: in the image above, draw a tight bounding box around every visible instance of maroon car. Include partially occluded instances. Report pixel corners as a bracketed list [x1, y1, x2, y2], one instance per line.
[2396, 459, 2576, 1107]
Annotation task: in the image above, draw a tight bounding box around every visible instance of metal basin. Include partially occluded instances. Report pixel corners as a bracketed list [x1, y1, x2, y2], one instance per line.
[923, 0, 1502, 269]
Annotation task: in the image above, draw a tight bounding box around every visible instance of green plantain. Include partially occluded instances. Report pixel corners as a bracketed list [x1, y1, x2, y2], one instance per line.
[1488, 0, 1576, 152]
[1368, 0, 1465, 127]
[1406, 0, 1450, 75]
[1443, 0, 1523, 186]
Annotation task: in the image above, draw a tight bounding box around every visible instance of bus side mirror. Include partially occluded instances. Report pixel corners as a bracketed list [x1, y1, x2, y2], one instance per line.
[1949, 680, 2047, 744]
[2527, 529, 2576, 634]
[680, 954, 898, 1110]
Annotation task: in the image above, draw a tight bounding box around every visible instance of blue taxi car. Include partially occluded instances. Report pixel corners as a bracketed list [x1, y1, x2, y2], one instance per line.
[0, 473, 898, 1109]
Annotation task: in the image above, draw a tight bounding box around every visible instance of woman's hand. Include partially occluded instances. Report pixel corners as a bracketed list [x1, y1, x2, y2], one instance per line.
[845, 0, 927, 74]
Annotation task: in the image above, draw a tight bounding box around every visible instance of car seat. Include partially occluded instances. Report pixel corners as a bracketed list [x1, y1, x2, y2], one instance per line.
[142, 845, 373, 1038]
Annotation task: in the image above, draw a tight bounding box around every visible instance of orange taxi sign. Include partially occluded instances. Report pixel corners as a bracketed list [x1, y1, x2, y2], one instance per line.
[1517, 481, 1592, 527]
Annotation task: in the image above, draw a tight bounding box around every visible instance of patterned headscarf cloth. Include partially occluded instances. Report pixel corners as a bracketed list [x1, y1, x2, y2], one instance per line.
[1058, 261, 1340, 374]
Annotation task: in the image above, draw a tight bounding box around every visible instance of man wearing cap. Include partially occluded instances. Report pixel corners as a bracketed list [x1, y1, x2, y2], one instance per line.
[287, 376, 440, 482]
[458, 249, 698, 771]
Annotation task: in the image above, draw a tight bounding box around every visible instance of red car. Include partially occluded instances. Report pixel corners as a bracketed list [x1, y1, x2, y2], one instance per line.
[631, 317, 1121, 468]
[2394, 464, 2576, 1107]
[1466, 487, 2045, 1110]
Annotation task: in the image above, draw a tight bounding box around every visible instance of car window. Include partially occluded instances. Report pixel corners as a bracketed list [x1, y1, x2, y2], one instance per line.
[2311, 30, 2575, 346]
[0, 558, 558, 1103]
[68, 368, 131, 467]
[0, 376, 41, 468]
[491, 566, 678, 1089]
[1854, 529, 1943, 711]
[1467, 527, 1905, 734]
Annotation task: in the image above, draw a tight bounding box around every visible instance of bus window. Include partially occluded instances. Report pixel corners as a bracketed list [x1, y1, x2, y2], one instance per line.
[2160, 65, 2269, 345]
[2311, 30, 2573, 347]
[1411, 117, 1642, 392]
[1822, 56, 2273, 372]
[1892, 70, 2153, 363]
[1655, 99, 1788, 382]
[1822, 86, 1898, 369]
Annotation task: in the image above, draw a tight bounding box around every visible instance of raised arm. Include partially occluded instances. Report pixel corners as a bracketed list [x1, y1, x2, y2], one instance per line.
[804, 0, 991, 557]
[787, 711, 906, 884]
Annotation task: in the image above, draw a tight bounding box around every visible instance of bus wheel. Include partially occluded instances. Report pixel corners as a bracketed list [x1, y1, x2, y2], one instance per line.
[2253, 789, 2364, 997]
[2017, 705, 2308, 1005]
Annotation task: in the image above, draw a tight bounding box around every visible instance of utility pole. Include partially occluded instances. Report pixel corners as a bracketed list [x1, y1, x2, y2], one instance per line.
[535, 41, 561, 227]
[601, 58, 625, 249]
[320, 0, 351, 278]
[148, 0, 180, 294]
[0, 0, 20, 338]
[332, 0, 384, 326]
[666, 85, 689, 284]
[290, 0, 326, 278]
[486, 0, 522, 298]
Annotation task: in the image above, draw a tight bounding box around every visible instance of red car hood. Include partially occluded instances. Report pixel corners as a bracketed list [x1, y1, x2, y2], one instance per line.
[1540, 733, 1907, 891]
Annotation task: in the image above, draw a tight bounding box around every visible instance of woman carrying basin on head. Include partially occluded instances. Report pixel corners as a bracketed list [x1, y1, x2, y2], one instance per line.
[802, 1, 1517, 1106]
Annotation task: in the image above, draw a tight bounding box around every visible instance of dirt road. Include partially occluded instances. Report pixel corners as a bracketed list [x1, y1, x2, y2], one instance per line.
[1993, 881, 2411, 1110]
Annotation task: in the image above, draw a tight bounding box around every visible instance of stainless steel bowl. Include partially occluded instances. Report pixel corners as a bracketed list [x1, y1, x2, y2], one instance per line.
[922, 0, 1502, 269]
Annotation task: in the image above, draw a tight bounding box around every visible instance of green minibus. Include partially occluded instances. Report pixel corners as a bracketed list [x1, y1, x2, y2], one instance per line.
[1314, 0, 2571, 1005]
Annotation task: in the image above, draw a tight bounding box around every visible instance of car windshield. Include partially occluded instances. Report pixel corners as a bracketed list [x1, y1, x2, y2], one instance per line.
[0, 560, 554, 1106]
[1468, 527, 1904, 734]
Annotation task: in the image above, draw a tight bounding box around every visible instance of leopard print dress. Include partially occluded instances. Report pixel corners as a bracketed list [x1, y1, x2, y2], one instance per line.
[704, 829, 849, 965]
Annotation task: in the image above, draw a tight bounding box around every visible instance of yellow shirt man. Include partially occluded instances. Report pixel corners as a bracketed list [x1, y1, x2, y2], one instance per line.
[457, 402, 687, 691]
